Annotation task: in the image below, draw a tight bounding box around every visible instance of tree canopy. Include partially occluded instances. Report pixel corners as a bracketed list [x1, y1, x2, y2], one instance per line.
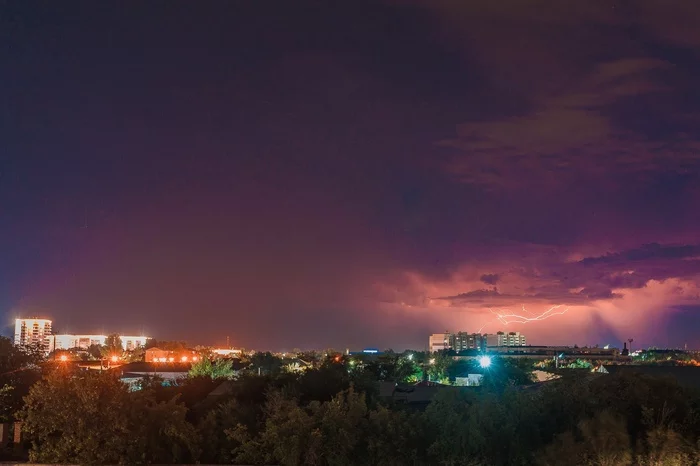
[189, 358, 237, 380]
[19, 370, 199, 464]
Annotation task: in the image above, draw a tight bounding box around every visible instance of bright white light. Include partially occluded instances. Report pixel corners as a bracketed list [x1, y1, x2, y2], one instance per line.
[478, 356, 492, 368]
[110, 355, 119, 363]
[407, 354, 414, 361]
[59, 355, 68, 362]
[429, 358, 435, 365]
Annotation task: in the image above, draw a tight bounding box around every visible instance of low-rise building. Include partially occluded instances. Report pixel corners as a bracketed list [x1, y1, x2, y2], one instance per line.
[145, 347, 199, 363]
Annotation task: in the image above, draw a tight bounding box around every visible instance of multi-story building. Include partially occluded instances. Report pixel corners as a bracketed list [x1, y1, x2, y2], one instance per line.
[429, 332, 450, 352]
[450, 332, 487, 352]
[121, 336, 149, 351]
[50, 334, 149, 352]
[14, 318, 52, 350]
[52, 334, 106, 351]
[486, 331, 526, 347]
[431, 330, 526, 352]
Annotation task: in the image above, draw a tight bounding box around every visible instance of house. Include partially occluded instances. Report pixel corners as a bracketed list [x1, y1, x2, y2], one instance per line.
[378, 381, 466, 405]
[115, 361, 191, 389]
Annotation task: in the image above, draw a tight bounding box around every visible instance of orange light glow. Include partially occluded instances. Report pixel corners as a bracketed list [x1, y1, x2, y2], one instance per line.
[111, 355, 119, 363]
[168, 357, 175, 362]
[181, 356, 188, 362]
[59, 355, 68, 362]
[192, 356, 199, 361]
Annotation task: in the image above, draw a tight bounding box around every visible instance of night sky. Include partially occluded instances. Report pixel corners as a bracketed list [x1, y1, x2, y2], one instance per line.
[3, 1, 700, 350]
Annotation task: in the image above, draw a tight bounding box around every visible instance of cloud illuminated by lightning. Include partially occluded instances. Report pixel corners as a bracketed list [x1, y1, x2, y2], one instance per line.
[478, 305, 570, 332]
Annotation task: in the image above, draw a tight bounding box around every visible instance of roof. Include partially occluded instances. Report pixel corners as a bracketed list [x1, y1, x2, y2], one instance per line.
[115, 361, 192, 373]
[601, 365, 700, 389]
[379, 381, 465, 404]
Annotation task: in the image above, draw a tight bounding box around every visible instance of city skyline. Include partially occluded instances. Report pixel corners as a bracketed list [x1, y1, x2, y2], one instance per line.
[3, 2, 700, 350]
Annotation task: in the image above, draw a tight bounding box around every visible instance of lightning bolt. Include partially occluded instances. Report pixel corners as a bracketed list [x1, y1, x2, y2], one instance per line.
[478, 305, 570, 332]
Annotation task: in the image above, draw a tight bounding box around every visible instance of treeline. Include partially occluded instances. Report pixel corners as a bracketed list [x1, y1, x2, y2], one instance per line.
[15, 356, 700, 465]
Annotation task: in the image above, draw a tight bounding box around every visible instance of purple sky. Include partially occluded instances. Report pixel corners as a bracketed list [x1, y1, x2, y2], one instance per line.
[2, 1, 700, 350]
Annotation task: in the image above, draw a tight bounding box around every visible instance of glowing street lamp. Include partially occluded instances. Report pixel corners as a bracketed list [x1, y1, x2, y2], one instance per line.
[110, 355, 119, 363]
[478, 356, 492, 368]
[429, 358, 435, 365]
[407, 354, 414, 361]
[59, 354, 68, 362]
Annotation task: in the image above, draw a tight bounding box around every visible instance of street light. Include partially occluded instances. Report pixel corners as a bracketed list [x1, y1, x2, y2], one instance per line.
[478, 356, 492, 368]
[429, 358, 435, 365]
[407, 354, 414, 361]
[59, 354, 68, 362]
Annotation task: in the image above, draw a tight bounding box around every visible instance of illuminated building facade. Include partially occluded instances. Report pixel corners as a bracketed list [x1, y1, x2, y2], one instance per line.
[145, 347, 198, 363]
[14, 318, 52, 350]
[450, 332, 487, 352]
[429, 332, 451, 352]
[486, 331, 526, 347]
[15, 318, 51, 351]
[430, 330, 525, 352]
[50, 334, 149, 352]
[212, 348, 242, 357]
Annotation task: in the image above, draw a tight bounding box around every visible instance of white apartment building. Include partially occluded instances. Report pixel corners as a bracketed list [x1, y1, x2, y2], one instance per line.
[429, 333, 450, 352]
[50, 334, 149, 352]
[486, 331, 526, 347]
[14, 318, 52, 350]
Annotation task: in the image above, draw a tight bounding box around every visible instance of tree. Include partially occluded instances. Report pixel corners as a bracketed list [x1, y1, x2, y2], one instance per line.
[231, 387, 370, 466]
[86, 343, 103, 360]
[198, 398, 260, 463]
[147, 339, 187, 351]
[0, 336, 43, 422]
[101, 333, 123, 358]
[362, 354, 421, 383]
[480, 357, 535, 392]
[189, 358, 237, 380]
[248, 351, 284, 376]
[539, 411, 632, 466]
[426, 352, 453, 383]
[366, 405, 429, 466]
[19, 370, 199, 464]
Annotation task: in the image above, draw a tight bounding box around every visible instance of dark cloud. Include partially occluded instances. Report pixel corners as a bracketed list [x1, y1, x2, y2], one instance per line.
[580, 243, 700, 265]
[436, 289, 503, 301]
[429, 242, 700, 310]
[480, 273, 500, 285]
